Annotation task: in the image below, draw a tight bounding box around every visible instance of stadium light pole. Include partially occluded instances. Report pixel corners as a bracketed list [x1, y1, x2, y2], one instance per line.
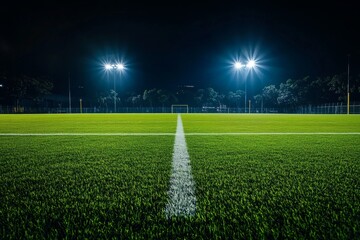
[104, 63, 125, 113]
[234, 60, 256, 113]
[347, 54, 350, 114]
[68, 72, 71, 113]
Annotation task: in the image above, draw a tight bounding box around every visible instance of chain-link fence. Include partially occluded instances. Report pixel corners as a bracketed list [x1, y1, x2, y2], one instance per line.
[295, 103, 360, 114]
[1, 104, 360, 114]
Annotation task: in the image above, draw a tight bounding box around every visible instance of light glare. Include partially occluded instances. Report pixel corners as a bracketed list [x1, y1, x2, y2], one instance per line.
[105, 64, 112, 70]
[116, 63, 124, 70]
[234, 62, 243, 69]
[246, 60, 256, 68]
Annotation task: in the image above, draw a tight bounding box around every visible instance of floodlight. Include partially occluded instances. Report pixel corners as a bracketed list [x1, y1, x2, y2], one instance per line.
[246, 60, 256, 69]
[102, 61, 126, 113]
[116, 63, 124, 70]
[234, 61, 243, 69]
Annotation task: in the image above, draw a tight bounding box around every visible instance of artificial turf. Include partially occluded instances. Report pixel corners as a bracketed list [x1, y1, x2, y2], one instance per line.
[1, 114, 359, 239]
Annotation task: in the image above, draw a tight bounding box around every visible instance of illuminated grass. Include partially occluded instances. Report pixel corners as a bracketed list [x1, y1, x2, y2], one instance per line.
[183, 114, 360, 238]
[187, 135, 360, 239]
[181, 114, 360, 133]
[1, 114, 359, 238]
[0, 136, 174, 239]
[0, 114, 177, 133]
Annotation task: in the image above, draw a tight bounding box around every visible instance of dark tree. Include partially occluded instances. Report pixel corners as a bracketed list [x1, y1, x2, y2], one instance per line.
[261, 85, 279, 107]
[126, 94, 143, 107]
[143, 88, 158, 107]
[277, 79, 298, 106]
[157, 89, 170, 107]
[226, 90, 244, 108]
[194, 88, 220, 107]
[6, 74, 53, 111]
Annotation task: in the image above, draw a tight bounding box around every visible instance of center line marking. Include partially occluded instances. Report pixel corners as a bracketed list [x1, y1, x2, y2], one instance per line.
[165, 114, 196, 218]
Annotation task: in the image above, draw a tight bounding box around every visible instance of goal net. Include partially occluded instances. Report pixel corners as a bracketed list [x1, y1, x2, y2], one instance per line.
[171, 105, 189, 113]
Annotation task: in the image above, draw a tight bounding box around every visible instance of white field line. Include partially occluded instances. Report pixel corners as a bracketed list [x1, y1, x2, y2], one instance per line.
[185, 132, 360, 135]
[0, 133, 174, 136]
[165, 115, 196, 218]
[0, 132, 359, 136]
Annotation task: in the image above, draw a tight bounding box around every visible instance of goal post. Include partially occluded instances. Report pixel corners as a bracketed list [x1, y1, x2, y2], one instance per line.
[171, 104, 189, 113]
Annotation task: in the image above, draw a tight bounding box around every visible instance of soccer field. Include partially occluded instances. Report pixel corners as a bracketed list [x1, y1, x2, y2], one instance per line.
[1, 114, 359, 239]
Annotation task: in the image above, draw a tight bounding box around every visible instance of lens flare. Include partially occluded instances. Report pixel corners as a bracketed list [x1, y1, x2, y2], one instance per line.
[234, 62, 243, 69]
[246, 60, 256, 69]
[116, 63, 125, 70]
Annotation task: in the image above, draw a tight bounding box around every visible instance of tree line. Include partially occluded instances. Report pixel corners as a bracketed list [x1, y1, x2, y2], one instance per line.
[103, 73, 360, 108]
[1, 72, 359, 109]
[0, 73, 53, 111]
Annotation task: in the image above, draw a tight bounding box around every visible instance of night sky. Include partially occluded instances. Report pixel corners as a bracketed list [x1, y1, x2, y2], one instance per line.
[1, 1, 359, 98]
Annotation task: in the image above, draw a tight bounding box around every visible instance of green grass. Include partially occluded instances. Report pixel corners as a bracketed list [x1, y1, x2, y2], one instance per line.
[1, 114, 360, 239]
[187, 135, 360, 239]
[0, 136, 174, 239]
[0, 114, 177, 133]
[182, 114, 360, 133]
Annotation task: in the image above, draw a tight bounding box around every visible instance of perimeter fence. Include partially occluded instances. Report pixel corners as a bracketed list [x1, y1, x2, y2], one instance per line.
[1, 103, 360, 114]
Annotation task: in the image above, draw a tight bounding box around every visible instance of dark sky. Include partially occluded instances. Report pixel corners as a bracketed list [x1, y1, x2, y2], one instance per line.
[1, 1, 359, 97]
